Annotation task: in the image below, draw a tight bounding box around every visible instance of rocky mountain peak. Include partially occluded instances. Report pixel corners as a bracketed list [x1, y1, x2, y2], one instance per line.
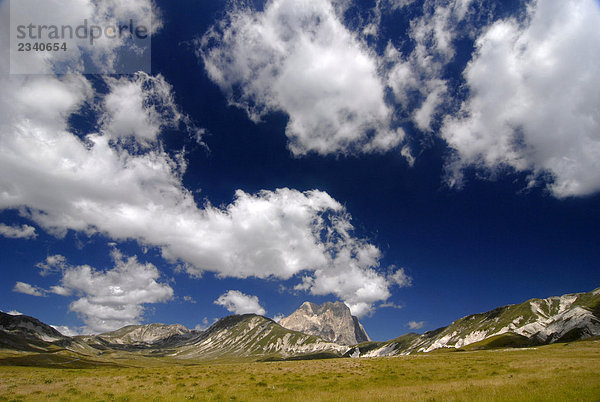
[279, 301, 370, 345]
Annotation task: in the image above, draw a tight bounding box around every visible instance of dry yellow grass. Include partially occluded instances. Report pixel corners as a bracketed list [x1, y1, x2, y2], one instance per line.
[1, 340, 599, 401]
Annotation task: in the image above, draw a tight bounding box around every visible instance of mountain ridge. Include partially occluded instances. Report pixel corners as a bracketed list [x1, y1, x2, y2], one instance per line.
[2, 288, 599, 363]
[361, 287, 600, 357]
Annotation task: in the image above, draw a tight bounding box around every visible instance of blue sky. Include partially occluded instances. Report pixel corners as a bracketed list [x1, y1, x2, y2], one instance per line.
[1, 0, 599, 341]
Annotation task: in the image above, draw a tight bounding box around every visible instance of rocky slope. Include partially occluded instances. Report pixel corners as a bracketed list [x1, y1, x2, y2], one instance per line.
[0, 311, 67, 344]
[171, 314, 349, 360]
[279, 301, 370, 345]
[361, 287, 600, 357]
[92, 323, 194, 345]
[0, 311, 83, 355]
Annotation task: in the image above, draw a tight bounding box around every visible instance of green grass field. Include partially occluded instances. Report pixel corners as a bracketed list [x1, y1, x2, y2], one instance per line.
[1, 339, 599, 401]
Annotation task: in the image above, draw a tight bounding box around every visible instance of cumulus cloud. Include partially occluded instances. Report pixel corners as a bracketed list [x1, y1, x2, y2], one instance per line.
[199, 0, 404, 156]
[13, 282, 45, 297]
[407, 320, 425, 330]
[214, 290, 266, 315]
[2, 87, 395, 316]
[0, 1, 399, 318]
[310, 264, 390, 318]
[53, 250, 174, 333]
[385, 0, 478, 131]
[442, 0, 600, 197]
[24, 250, 174, 333]
[49, 286, 72, 296]
[102, 73, 197, 146]
[0, 223, 37, 239]
[388, 267, 412, 288]
[36, 255, 68, 276]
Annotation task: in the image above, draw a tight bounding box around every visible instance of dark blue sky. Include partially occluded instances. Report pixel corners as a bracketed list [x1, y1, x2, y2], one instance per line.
[2, 0, 599, 341]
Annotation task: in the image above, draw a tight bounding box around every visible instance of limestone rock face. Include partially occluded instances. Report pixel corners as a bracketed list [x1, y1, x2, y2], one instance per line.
[279, 301, 370, 345]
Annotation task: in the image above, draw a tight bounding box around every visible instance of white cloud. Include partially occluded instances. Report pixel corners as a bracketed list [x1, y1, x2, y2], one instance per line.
[183, 296, 196, 304]
[385, 0, 477, 130]
[379, 301, 403, 309]
[272, 313, 286, 323]
[0, 71, 394, 317]
[199, 0, 404, 156]
[407, 320, 425, 330]
[1, 310, 24, 316]
[387, 0, 417, 10]
[51, 325, 81, 337]
[1, 2, 398, 318]
[36, 255, 68, 276]
[14, 250, 173, 333]
[310, 264, 390, 318]
[49, 286, 72, 296]
[38, 250, 174, 334]
[13, 282, 45, 297]
[441, 0, 600, 197]
[388, 267, 412, 288]
[0, 223, 37, 239]
[214, 290, 266, 316]
[194, 317, 210, 331]
[102, 73, 194, 146]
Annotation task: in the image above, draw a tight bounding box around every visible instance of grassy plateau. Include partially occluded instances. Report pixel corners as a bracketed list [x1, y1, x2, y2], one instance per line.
[1, 339, 599, 401]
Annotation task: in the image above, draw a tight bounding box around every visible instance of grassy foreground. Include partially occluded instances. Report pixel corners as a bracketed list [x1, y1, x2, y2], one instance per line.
[1, 340, 599, 401]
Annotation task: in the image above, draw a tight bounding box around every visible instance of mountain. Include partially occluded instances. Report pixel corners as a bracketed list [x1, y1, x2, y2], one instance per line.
[0, 312, 350, 363]
[0, 311, 85, 357]
[2, 288, 598, 364]
[73, 314, 350, 360]
[0, 311, 68, 347]
[170, 314, 349, 360]
[279, 301, 370, 345]
[93, 323, 193, 345]
[361, 287, 600, 357]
